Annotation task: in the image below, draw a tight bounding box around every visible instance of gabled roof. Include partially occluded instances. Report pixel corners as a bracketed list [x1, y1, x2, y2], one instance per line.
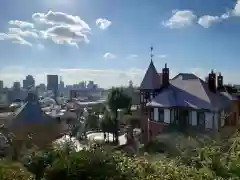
[147, 73, 232, 111]
[9, 92, 53, 128]
[140, 61, 161, 90]
[171, 73, 199, 81]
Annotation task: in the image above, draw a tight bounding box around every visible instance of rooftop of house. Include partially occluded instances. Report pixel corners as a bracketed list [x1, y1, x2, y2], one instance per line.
[141, 60, 234, 111]
[148, 73, 232, 111]
[4, 92, 64, 129]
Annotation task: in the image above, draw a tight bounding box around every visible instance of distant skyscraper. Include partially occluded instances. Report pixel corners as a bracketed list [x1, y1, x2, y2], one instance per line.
[87, 81, 94, 89]
[23, 75, 35, 89]
[59, 76, 64, 89]
[0, 80, 3, 90]
[39, 83, 46, 90]
[47, 75, 58, 98]
[13, 82, 21, 90]
[128, 80, 133, 88]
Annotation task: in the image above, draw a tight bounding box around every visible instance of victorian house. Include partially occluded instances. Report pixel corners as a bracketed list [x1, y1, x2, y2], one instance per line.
[140, 59, 240, 144]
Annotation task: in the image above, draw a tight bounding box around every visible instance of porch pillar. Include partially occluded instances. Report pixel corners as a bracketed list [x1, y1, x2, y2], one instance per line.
[191, 111, 197, 126]
[164, 109, 170, 123]
[205, 112, 213, 129]
[214, 112, 219, 130]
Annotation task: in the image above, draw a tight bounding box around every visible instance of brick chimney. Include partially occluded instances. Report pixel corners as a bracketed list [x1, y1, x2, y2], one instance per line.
[208, 70, 216, 93]
[217, 73, 223, 91]
[162, 63, 169, 88]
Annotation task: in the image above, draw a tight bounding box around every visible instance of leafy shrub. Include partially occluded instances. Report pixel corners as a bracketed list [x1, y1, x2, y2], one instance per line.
[0, 159, 33, 180]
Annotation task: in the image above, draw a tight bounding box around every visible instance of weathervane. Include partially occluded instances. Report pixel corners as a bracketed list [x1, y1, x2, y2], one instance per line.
[150, 45, 154, 61]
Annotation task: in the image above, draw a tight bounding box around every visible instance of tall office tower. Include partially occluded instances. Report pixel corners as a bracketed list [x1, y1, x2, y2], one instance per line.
[0, 80, 3, 90]
[23, 75, 35, 89]
[47, 75, 59, 98]
[13, 81, 21, 90]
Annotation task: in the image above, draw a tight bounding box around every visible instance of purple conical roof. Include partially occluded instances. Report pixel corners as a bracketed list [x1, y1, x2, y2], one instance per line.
[140, 61, 162, 90]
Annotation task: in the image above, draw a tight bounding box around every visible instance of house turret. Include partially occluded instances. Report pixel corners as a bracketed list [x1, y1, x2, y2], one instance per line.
[139, 46, 161, 114]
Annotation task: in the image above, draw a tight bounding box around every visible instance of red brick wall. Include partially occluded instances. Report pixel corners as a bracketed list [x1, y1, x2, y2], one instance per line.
[149, 121, 166, 138]
[141, 113, 167, 144]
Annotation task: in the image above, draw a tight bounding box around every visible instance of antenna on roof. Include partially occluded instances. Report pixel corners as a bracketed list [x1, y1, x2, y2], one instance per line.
[150, 45, 154, 62]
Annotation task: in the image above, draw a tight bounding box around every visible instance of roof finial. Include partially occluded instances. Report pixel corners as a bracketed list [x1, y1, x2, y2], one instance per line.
[165, 63, 167, 68]
[150, 45, 154, 61]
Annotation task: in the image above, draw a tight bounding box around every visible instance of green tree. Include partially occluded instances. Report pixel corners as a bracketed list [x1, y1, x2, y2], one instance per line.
[100, 110, 115, 143]
[86, 114, 99, 130]
[107, 87, 132, 144]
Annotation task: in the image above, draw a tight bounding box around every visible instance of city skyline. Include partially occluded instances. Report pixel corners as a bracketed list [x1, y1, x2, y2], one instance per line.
[0, 0, 240, 87]
[3, 74, 101, 89]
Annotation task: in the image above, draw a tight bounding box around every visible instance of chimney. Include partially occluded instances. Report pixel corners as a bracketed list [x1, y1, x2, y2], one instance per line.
[208, 70, 216, 93]
[162, 63, 169, 88]
[217, 73, 223, 91]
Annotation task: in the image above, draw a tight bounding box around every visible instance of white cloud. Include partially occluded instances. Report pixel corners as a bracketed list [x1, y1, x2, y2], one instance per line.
[198, 12, 231, 28]
[162, 10, 197, 28]
[232, 0, 240, 16]
[8, 28, 39, 38]
[8, 20, 34, 29]
[127, 54, 138, 60]
[96, 18, 112, 30]
[1, 11, 92, 48]
[0, 33, 32, 46]
[32, 11, 90, 30]
[197, 1, 239, 28]
[103, 52, 116, 59]
[31, 11, 91, 46]
[221, 12, 231, 19]
[198, 15, 222, 28]
[157, 54, 168, 58]
[41, 25, 89, 48]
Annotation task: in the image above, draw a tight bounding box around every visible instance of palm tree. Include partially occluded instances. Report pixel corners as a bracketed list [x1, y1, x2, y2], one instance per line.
[107, 87, 132, 144]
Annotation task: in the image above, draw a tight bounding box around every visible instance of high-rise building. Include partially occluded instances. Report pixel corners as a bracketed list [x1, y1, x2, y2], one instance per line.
[23, 75, 35, 89]
[87, 81, 94, 89]
[39, 83, 46, 91]
[47, 75, 58, 97]
[0, 80, 3, 90]
[59, 76, 65, 90]
[13, 82, 21, 90]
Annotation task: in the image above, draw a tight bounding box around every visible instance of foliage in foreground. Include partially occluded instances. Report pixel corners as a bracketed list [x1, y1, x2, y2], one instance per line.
[4, 132, 240, 179]
[21, 143, 218, 180]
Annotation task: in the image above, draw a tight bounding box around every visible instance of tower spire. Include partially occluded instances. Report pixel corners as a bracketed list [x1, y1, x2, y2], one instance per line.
[150, 45, 154, 62]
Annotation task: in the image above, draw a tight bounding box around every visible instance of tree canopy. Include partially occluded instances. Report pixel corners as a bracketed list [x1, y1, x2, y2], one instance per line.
[107, 87, 132, 113]
[4, 131, 240, 179]
[107, 87, 132, 143]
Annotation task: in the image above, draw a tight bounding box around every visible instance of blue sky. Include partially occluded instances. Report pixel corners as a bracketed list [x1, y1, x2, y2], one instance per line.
[0, 0, 240, 88]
